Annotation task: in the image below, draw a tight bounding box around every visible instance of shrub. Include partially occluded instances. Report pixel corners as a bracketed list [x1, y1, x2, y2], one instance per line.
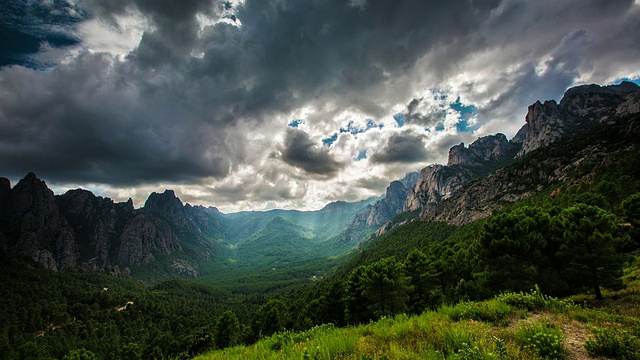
[584, 327, 640, 360]
[515, 321, 567, 360]
[496, 286, 575, 312]
[442, 299, 513, 325]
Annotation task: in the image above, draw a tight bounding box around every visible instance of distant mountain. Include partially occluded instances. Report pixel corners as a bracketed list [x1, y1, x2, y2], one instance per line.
[223, 197, 376, 243]
[336, 172, 420, 246]
[233, 216, 316, 268]
[0, 175, 376, 278]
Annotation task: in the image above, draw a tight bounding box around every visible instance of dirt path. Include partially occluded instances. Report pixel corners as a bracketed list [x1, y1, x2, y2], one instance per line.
[561, 319, 592, 360]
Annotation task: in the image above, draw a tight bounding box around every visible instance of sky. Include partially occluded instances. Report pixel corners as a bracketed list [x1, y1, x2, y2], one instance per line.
[1, 0, 639, 212]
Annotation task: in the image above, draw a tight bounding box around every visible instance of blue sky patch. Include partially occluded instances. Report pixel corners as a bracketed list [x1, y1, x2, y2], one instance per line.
[355, 150, 367, 161]
[322, 133, 338, 147]
[393, 113, 405, 127]
[450, 97, 478, 133]
[288, 119, 304, 128]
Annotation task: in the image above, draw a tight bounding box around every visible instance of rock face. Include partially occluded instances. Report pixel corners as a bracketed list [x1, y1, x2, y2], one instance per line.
[403, 134, 518, 214]
[117, 213, 182, 267]
[0, 173, 225, 275]
[0, 173, 76, 271]
[447, 134, 512, 167]
[517, 81, 640, 157]
[419, 82, 640, 225]
[403, 165, 474, 212]
[57, 189, 132, 268]
[338, 172, 419, 244]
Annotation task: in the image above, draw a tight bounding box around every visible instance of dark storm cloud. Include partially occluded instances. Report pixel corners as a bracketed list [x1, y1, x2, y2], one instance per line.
[1, 0, 639, 190]
[279, 129, 344, 176]
[371, 132, 429, 164]
[0, 0, 506, 185]
[0, 0, 86, 68]
[0, 53, 230, 185]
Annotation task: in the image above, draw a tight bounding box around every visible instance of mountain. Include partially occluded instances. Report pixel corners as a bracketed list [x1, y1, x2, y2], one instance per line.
[0, 176, 376, 278]
[0, 172, 76, 271]
[223, 197, 377, 244]
[404, 81, 640, 226]
[517, 81, 640, 157]
[336, 172, 419, 246]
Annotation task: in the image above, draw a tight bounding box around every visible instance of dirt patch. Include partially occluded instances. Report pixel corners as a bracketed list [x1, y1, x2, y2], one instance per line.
[561, 320, 592, 360]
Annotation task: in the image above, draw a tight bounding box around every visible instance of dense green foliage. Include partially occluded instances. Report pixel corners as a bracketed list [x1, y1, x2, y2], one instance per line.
[0, 261, 255, 359]
[197, 280, 640, 359]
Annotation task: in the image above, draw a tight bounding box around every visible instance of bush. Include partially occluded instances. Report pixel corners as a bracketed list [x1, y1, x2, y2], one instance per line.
[443, 300, 513, 325]
[496, 286, 575, 312]
[584, 327, 640, 360]
[515, 321, 567, 360]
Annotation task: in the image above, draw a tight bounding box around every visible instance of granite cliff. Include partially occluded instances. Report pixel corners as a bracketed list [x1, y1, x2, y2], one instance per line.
[338, 172, 419, 245]
[416, 81, 640, 225]
[0, 177, 223, 275]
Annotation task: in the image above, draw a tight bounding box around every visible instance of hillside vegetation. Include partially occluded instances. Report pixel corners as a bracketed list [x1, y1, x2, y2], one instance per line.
[196, 263, 640, 359]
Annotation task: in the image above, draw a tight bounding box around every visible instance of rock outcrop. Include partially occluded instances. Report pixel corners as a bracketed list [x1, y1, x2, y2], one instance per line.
[57, 189, 132, 268]
[338, 172, 419, 244]
[403, 134, 518, 215]
[117, 213, 182, 267]
[0, 173, 226, 275]
[0, 173, 76, 271]
[517, 81, 640, 157]
[447, 134, 512, 167]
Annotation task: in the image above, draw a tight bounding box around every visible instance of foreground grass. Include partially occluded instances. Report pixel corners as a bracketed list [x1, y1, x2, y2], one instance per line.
[196, 259, 640, 360]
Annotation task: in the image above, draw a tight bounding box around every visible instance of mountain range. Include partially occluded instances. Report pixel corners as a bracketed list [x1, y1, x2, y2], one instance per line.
[1, 81, 639, 279]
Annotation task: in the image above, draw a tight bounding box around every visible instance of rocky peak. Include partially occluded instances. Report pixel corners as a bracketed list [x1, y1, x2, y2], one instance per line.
[337, 173, 418, 245]
[399, 171, 420, 190]
[119, 198, 135, 212]
[11, 172, 57, 215]
[404, 164, 474, 212]
[517, 82, 640, 157]
[143, 190, 192, 229]
[1, 173, 75, 270]
[447, 133, 512, 166]
[144, 190, 184, 212]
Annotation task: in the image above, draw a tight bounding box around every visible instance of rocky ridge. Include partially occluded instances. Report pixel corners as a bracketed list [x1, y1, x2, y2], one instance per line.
[0, 176, 223, 274]
[412, 81, 640, 226]
[403, 133, 519, 213]
[369, 82, 640, 236]
[337, 172, 419, 245]
[517, 81, 640, 157]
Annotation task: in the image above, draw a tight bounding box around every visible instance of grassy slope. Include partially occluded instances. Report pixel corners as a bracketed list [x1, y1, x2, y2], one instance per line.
[196, 253, 640, 360]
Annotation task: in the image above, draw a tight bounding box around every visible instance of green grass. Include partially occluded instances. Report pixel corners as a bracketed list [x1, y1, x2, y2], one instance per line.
[195, 263, 640, 360]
